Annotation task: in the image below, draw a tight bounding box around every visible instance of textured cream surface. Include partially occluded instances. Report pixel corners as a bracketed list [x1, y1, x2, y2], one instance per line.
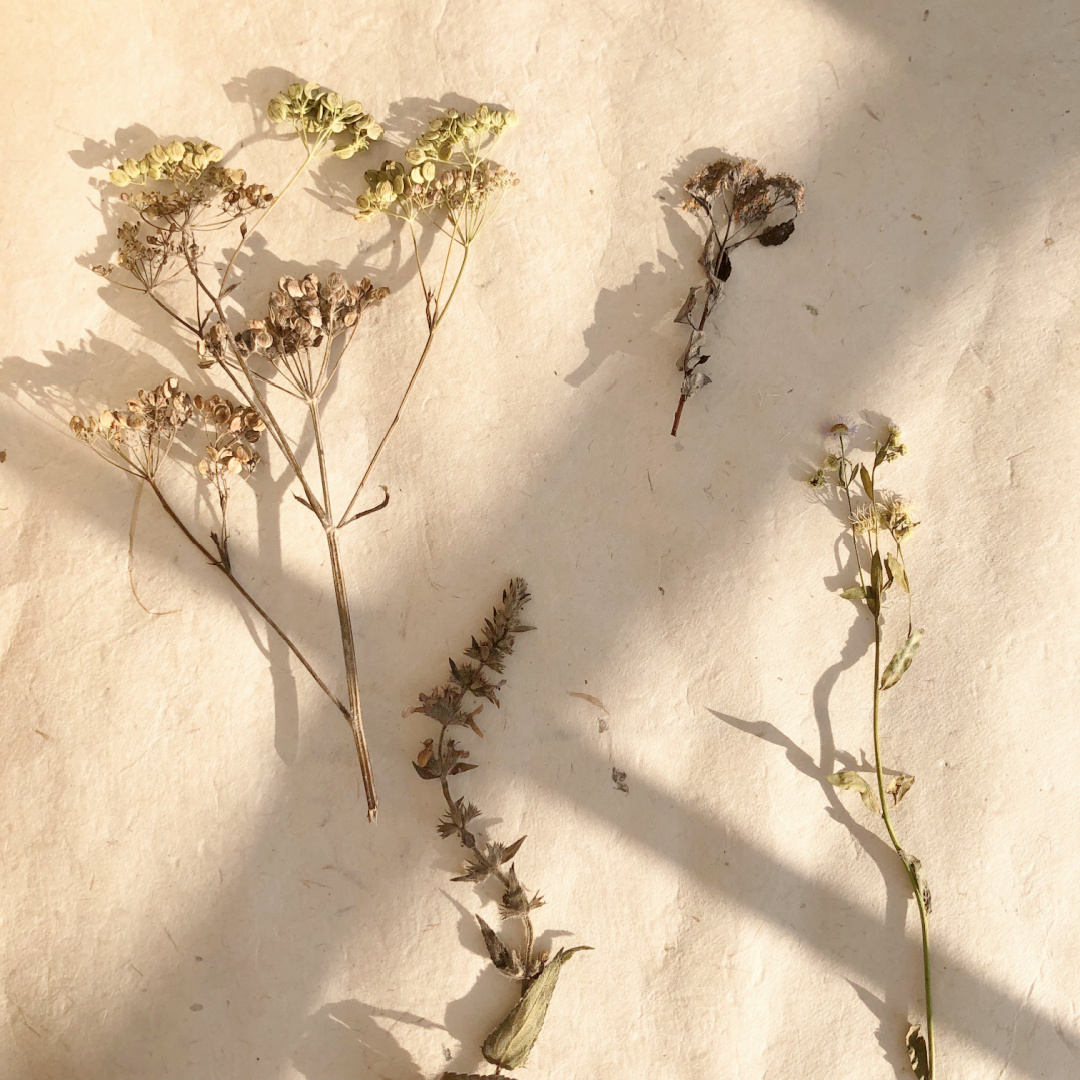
[2, 2, 1079, 1078]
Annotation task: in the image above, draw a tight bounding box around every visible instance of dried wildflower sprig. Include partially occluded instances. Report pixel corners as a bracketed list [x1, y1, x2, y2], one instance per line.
[670, 156, 804, 436]
[410, 580, 589, 1074]
[337, 104, 519, 526]
[70, 381, 347, 717]
[808, 420, 936, 1079]
[75, 82, 455, 821]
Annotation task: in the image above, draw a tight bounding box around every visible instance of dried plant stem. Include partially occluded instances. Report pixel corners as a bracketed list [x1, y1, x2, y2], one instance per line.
[338, 241, 470, 525]
[310, 398, 378, 820]
[873, 617, 935, 1078]
[145, 478, 349, 721]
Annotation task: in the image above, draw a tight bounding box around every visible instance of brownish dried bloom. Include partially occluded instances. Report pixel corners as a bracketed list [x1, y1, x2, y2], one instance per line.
[193, 394, 265, 481]
[70, 377, 193, 478]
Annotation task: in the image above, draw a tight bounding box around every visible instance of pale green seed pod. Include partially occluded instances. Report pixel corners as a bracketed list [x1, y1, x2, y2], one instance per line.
[505, 110, 519, 127]
[325, 91, 342, 112]
[267, 98, 287, 123]
[335, 144, 356, 160]
[206, 144, 223, 162]
[405, 147, 425, 165]
[422, 160, 436, 181]
[165, 140, 185, 162]
[375, 180, 393, 200]
[109, 168, 131, 187]
[149, 144, 168, 164]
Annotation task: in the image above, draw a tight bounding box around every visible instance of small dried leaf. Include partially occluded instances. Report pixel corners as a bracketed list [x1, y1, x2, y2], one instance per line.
[717, 249, 732, 281]
[757, 219, 796, 246]
[880, 629, 925, 690]
[868, 553, 884, 618]
[828, 770, 880, 816]
[449, 761, 479, 775]
[674, 286, 699, 325]
[902, 851, 933, 914]
[887, 773, 915, 806]
[501, 835, 527, 863]
[906, 1023, 930, 1079]
[476, 915, 513, 971]
[887, 552, 910, 594]
[839, 586, 867, 601]
[860, 464, 874, 502]
[481, 946, 592, 1070]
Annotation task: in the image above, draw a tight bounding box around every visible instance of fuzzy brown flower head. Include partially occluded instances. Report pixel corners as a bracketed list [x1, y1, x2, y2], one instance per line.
[267, 82, 382, 159]
[683, 156, 804, 243]
[236, 273, 389, 358]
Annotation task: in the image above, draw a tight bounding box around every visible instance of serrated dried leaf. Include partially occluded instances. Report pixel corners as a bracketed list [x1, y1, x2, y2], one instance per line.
[880, 629, 924, 690]
[828, 770, 880, 815]
[839, 586, 867, 601]
[887, 773, 915, 805]
[481, 946, 592, 1070]
[906, 1023, 930, 1079]
[887, 552, 910, 594]
[501, 835, 526, 863]
[757, 219, 796, 246]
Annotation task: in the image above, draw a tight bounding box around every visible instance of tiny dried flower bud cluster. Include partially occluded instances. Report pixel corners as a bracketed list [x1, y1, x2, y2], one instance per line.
[235, 273, 389, 360]
[193, 394, 265, 480]
[267, 82, 382, 159]
[355, 105, 519, 223]
[109, 140, 224, 188]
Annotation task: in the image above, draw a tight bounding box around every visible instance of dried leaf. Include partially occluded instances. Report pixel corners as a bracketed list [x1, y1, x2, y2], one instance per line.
[868, 552, 883, 618]
[887, 773, 915, 806]
[481, 946, 592, 1070]
[839, 586, 867, 601]
[757, 219, 796, 246]
[500, 835, 527, 863]
[860, 464, 874, 502]
[717, 249, 733, 281]
[476, 915, 512, 970]
[906, 1023, 930, 1079]
[887, 552, 910, 594]
[880, 629, 925, 690]
[902, 851, 933, 913]
[674, 286, 699, 325]
[828, 770, 880, 816]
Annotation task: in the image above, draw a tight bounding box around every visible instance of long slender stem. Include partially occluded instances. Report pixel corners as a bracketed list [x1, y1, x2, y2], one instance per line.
[872, 617, 935, 1079]
[325, 527, 377, 820]
[338, 245, 471, 526]
[146, 479, 349, 721]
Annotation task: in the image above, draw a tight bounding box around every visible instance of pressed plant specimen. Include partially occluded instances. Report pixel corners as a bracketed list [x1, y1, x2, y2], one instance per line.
[808, 420, 935, 1079]
[670, 156, 804, 436]
[71, 83, 519, 819]
[409, 579, 589, 1076]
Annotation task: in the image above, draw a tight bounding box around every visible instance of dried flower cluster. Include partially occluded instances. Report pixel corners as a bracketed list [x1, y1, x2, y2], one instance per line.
[267, 81, 382, 159]
[70, 377, 194, 480]
[355, 105, 519, 247]
[73, 81, 520, 822]
[410, 580, 589, 1074]
[808, 419, 935, 1080]
[670, 156, 804, 436]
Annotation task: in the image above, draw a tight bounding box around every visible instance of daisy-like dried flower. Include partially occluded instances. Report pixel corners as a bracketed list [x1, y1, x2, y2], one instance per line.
[670, 155, 805, 436]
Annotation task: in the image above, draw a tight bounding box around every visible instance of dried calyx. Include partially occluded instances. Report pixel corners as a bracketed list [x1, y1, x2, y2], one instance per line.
[671, 155, 805, 436]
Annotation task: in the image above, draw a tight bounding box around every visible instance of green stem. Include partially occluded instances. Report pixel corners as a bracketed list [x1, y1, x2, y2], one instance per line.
[873, 616, 935, 1079]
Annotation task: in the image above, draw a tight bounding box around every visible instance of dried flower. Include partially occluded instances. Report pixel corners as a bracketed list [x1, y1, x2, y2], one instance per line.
[267, 82, 382, 159]
[670, 155, 804, 436]
[409, 581, 588, 1071]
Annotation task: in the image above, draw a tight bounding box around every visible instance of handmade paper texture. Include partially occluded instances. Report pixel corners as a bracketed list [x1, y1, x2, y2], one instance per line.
[2, 2, 1078, 1078]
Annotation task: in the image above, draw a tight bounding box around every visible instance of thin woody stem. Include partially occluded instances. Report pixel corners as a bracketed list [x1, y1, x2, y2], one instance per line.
[338, 244, 471, 526]
[309, 398, 379, 820]
[145, 478, 349, 721]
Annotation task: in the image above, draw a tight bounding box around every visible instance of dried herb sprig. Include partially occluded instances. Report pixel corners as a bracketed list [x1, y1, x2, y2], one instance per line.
[71, 83, 519, 821]
[808, 419, 936, 1079]
[670, 156, 804, 436]
[409, 580, 590, 1074]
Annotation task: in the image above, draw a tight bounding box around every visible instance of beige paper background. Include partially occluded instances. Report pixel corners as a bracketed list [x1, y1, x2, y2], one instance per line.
[2, 1, 1078, 1077]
